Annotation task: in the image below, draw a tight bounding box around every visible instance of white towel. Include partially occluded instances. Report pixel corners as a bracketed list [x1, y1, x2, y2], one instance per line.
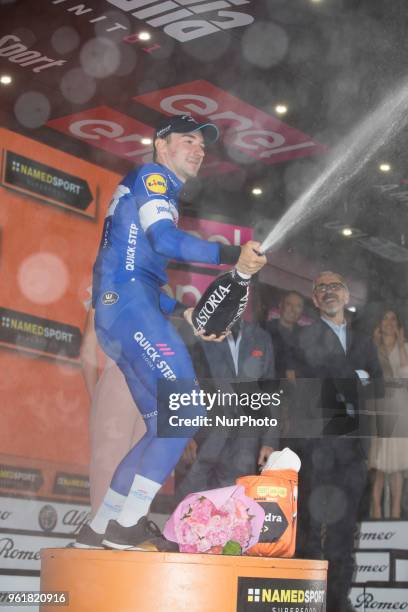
[262, 447, 301, 473]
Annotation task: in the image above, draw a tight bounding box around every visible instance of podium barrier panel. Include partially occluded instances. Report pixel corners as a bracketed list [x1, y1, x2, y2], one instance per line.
[41, 548, 327, 612]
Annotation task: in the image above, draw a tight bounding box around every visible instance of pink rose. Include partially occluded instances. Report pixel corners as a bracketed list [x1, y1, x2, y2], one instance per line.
[179, 543, 199, 553]
[172, 493, 255, 554]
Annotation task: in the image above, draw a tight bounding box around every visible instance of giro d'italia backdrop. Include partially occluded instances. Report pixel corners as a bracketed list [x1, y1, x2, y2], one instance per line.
[0, 126, 253, 592]
[0, 126, 252, 468]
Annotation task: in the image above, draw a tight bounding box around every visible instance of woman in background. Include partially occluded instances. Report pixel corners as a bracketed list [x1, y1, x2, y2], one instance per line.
[369, 309, 408, 519]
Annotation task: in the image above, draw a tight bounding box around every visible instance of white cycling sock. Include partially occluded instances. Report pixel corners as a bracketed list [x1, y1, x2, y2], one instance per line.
[118, 474, 161, 527]
[90, 488, 126, 534]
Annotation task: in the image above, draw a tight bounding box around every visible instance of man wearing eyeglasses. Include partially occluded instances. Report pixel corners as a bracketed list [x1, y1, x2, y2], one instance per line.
[293, 271, 383, 612]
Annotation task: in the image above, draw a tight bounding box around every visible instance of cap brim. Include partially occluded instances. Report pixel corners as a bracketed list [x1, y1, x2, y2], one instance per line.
[155, 119, 219, 144]
[191, 122, 219, 144]
[175, 123, 220, 144]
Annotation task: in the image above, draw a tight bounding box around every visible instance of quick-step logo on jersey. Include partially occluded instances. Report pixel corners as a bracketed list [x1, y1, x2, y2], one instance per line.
[126, 223, 139, 271]
[102, 291, 119, 305]
[143, 173, 168, 195]
[156, 343, 175, 356]
[134, 331, 177, 380]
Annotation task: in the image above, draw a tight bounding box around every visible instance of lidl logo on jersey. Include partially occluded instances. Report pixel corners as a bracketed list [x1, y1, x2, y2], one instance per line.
[143, 173, 168, 195]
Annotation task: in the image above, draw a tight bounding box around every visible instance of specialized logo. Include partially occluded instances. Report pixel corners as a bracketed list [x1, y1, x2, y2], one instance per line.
[143, 173, 167, 195]
[102, 291, 119, 305]
[38, 505, 58, 533]
[134, 331, 177, 380]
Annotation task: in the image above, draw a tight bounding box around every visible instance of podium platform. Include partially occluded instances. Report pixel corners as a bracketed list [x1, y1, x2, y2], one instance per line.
[41, 549, 328, 612]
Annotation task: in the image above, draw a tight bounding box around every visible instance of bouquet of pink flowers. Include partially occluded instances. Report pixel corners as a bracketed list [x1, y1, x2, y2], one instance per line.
[163, 485, 265, 555]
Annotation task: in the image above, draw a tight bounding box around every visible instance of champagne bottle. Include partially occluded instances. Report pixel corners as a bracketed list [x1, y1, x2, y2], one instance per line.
[192, 269, 251, 336]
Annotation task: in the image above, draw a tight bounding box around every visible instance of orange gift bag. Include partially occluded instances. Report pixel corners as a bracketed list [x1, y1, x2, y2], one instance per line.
[236, 448, 300, 557]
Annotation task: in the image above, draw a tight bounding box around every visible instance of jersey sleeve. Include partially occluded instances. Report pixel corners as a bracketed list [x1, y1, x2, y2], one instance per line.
[159, 291, 177, 315]
[131, 166, 217, 264]
[133, 166, 241, 265]
[147, 220, 221, 264]
[159, 292, 189, 317]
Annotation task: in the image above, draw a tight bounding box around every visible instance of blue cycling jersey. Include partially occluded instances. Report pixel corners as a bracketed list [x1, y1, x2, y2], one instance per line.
[91, 161, 240, 492]
[93, 163, 221, 306]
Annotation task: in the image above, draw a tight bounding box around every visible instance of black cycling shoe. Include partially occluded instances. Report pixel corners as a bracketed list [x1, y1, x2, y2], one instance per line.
[102, 516, 178, 552]
[73, 523, 105, 549]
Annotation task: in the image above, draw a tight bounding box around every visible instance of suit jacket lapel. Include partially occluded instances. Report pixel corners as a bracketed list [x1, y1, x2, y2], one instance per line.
[223, 336, 238, 377]
[346, 323, 352, 354]
[320, 319, 346, 356]
[236, 325, 249, 375]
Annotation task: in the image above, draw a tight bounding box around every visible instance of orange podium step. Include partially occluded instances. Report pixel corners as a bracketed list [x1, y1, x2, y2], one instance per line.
[41, 548, 328, 612]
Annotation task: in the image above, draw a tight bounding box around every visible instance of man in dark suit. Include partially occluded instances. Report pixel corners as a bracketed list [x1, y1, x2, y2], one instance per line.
[266, 290, 304, 379]
[176, 319, 278, 498]
[294, 271, 383, 612]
